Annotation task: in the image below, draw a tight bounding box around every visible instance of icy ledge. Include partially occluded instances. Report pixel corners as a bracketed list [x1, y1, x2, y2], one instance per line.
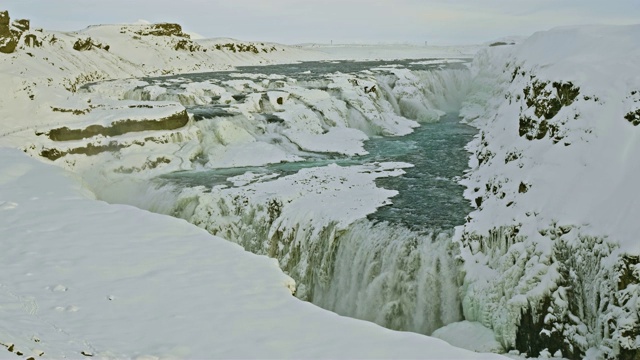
[0, 148, 505, 359]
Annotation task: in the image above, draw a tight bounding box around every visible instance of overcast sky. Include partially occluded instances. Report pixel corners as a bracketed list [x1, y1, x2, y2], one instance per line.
[3, 0, 639, 45]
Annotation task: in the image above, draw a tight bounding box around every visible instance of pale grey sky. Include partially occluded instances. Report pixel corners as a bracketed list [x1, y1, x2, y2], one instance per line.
[3, 0, 639, 45]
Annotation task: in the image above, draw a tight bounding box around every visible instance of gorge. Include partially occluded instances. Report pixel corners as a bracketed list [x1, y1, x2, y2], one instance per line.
[0, 11, 638, 359]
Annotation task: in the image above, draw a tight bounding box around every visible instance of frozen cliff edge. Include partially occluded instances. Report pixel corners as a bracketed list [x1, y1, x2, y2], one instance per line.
[459, 24, 640, 359]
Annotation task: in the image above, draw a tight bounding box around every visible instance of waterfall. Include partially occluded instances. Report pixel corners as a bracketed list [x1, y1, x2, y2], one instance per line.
[92, 177, 466, 336]
[312, 220, 463, 335]
[85, 63, 475, 337]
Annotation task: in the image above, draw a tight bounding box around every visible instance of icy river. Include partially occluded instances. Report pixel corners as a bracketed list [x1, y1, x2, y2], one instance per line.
[160, 112, 475, 232]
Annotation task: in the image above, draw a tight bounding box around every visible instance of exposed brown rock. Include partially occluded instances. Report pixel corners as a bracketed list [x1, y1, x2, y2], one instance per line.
[24, 34, 41, 48]
[135, 23, 189, 38]
[0, 10, 17, 54]
[12, 19, 29, 32]
[174, 39, 201, 52]
[73, 37, 109, 52]
[0, 11, 8, 27]
[47, 109, 189, 141]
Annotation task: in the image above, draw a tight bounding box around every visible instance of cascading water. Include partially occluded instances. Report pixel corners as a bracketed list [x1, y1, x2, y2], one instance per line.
[311, 221, 463, 335]
[88, 60, 477, 336]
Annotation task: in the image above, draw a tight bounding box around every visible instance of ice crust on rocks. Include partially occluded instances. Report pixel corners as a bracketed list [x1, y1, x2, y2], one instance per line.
[457, 24, 640, 359]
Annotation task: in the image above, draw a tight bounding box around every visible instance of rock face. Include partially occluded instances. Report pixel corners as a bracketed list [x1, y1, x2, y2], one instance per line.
[24, 33, 41, 48]
[0, 10, 17, 54]
[73, 37, 109, 51]
[12, 18, 29, 33]
[135, 23, 190, 38]
[47, 109, 189, 141]
[174, 39, 201, 52]
[517, 79, 580, 143]
[0, 11, 8, 27]
[0, 11, 31, 54]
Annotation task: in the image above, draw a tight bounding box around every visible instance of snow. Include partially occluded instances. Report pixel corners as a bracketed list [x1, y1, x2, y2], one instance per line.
[301, 43, 481, 61]
[201, 162, 413, 235]
[282, 127, 369, 156]
[461, 23, 640, 255]
[457, 24, 640, 357]
[433, 321, 505, 354]
[0, 15, 509, 359]
[0, 148, 506, 359]
[3, 9, 639, 359]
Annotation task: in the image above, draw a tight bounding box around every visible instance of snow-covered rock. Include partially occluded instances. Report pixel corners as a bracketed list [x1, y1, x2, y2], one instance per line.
[459, 24, 640, 359]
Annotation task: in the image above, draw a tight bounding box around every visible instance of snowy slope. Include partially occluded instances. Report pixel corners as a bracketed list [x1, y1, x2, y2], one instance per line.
[300, 43, 480, 61]
[0, 148, 505, 359]
[0, 21, 321, 141]
[458, 24, 640, 359]
[0, 13, 507, 360]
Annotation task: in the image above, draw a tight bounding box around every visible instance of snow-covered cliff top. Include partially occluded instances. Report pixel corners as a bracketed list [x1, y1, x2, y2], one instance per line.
[463, 23, 640, 252]
[459, 23, 640, 358]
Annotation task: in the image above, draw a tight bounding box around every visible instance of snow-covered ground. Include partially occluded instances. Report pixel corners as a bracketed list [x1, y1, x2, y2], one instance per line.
[0, 148, 503, 359]
[0, 13, 504, 360]
[2, 9, 639, 360]
[299, 43, 481, 61]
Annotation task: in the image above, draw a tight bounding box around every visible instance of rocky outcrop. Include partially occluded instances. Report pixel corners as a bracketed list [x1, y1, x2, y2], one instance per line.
[174, 39, 201, 52]
[489, 42, 515, 47]
[135, 23, 189, 38]
[73, 37, 109, 51]
[625, 90, 640, 126]
[213, 42, 276, 54]
[0, 11, 32, 53]
[517, 79, 580, 143]
[11, 18, 29, 34]
[24, 33, 41, 48]
[0, 10, 17, 54]
[47, 109, 189, 141]
[40, 141, 130, 161]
